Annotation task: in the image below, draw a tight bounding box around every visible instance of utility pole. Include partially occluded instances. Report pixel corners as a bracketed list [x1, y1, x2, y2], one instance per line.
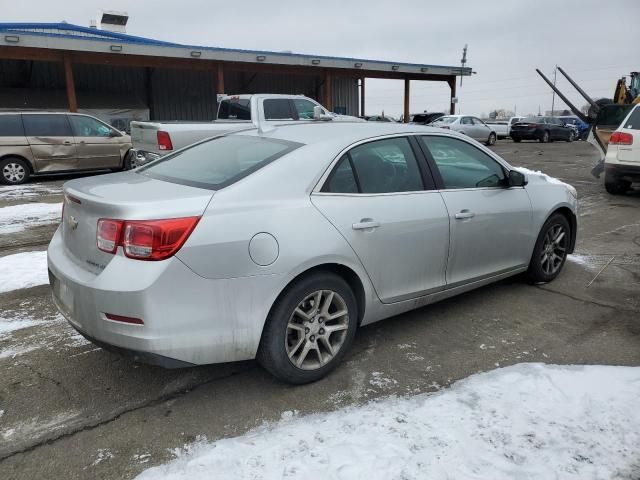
[460, 44, 468, 87]
[550, 65, 557, 117]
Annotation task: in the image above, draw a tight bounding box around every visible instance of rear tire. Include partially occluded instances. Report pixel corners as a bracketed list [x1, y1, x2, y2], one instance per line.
[539, 131, 550, 143]
[567, 131, 575, 142]
[486, 132, 497, 146]
[527, 213, 570, 284]
[0, 157, 30, 185]
[257, 272, 358, 384]
[512, 137, 521, 143]
[604, 172, 630, 195]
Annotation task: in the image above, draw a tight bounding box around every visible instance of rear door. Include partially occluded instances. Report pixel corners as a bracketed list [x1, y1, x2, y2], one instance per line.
[23, 114, 76, 172]
[459, 117, 475, 137]
[419, 135, 532, 286]
[312, 136, 450, 303]
[68, 114, 123, 169]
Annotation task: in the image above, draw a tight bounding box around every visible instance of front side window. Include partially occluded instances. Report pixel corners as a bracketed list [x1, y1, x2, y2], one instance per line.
[139, 135, 302, 190]
[293, 99, 317, 120]
[23, 115, 72, 137]
[324, 137, 425, 194]
[264, 99, 294, 120]
[421, 136, 506, 189]
[69, 115, 113, 137]
[0, 115, 24, 136]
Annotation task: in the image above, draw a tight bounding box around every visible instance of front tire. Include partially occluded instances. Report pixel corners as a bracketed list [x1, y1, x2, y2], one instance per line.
[604, 172, 630, 195]
[486, 132, 497, 146]
[527, 213, 570, 283]
[539, 131, 550, 143]
[257, 272, 358, 384]
[0, 157, 30, 185]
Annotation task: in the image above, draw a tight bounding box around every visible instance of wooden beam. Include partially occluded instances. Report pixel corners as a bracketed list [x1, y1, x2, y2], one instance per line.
[448, 76, 457, 115]
[217, 63, 225, 94]
[63, 55, 77, 112]
[403, 77, 410, 123]
[360, 78, 365, 117]
[323, 70, 333, 111]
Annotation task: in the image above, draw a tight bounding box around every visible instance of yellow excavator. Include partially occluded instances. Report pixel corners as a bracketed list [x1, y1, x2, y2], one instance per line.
[536, 67, 639, 177]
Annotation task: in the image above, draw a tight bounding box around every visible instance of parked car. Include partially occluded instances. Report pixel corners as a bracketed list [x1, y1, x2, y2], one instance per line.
[484, 120, 509, 139]
[430, 115, 497, 145]
[406, 112, 445, 125]
[508, 116, 525, 137]
[510, 117, 575, 143]
[603, 104, 640, 194]
[48, 122, 578, 384]
[558, 115, 590, 140]
[0, 112, 132, 185]
[130, 94, 363, 167]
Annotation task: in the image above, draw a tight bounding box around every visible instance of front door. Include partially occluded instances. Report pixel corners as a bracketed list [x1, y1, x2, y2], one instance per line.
[23, 114, 77, 172]
[312, 136, 450, 303]
[68, 115, 123, 169]
[419, 135, 532, 286]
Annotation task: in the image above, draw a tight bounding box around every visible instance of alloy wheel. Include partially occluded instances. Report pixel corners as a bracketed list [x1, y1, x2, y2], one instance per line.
[540, 224, 567, 275]
[2, 162, 26, 183]
[285, 289, 350, 370]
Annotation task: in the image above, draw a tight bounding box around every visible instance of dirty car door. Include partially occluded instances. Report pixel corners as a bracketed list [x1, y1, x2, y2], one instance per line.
[23, 114, 77, 172]
[68, 115, 123, 169]
[312, 136, 450, 303]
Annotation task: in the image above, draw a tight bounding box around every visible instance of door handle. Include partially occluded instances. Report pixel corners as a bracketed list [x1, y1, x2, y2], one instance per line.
[454, 210, 475, 220]
[63, 140, 72, 145]
[352, 219, 380, 230]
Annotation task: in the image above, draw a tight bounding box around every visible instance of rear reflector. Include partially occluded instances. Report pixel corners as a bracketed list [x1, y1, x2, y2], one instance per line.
[157, 130, 173, 151]
[609, 131, 633, 145]
[105, 313, 144, 325]
[96, 216, 200, 261]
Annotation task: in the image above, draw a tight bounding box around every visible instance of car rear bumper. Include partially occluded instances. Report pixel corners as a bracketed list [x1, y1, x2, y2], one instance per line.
[47, 226, 282, 366]
[510, 128, 540, 139]
[605, 162, 640, 181]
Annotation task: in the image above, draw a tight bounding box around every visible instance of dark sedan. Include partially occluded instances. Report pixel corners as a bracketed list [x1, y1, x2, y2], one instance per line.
[511, 117, 575, 143]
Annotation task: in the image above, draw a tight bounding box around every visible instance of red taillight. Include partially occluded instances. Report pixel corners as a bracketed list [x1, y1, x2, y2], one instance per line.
[157, 130, 173, 151]
[609, 132, 633, 145]
[96, 217, 200, 261]
[97, 219, 124, 254]
[105, 313, 144, 325]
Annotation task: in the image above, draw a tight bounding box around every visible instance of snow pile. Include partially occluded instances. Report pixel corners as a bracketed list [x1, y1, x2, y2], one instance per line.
[0, 184, 62, 201]
[136, 363, 640, 480]
[0, 315, 43, 338]
[0, 251, 49, 293]
[0, 202, 61, 235]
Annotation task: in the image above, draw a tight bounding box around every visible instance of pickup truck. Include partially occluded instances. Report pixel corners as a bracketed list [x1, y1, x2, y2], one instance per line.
[129, 94, 362, 167]
[484, 120, 509, 139]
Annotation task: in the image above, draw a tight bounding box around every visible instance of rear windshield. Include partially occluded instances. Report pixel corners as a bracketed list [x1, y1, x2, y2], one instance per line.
[622, 107, 640, 130]
[436, 116, 457, 124]
[139, 135, 302, 190]
[218, 99, 251, 120]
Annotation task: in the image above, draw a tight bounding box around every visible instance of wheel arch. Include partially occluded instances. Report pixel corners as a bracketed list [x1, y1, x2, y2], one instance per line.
[546, 206, 577, 254]
[0, 153, 34, 173]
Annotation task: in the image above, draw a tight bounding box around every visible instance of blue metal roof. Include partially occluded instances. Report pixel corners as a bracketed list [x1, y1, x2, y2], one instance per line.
[0, 22, 470, 72]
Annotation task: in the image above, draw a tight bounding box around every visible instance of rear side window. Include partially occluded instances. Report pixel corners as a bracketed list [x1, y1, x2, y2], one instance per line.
[23, 115, 72, 137]
[0, 115, 24, 136]
[324, 137, 426, 194]
[139, 135, 302, 190]
[264, 99, 294, 120]
[218, 99, 251, 120]
[623, 107, 640, 130]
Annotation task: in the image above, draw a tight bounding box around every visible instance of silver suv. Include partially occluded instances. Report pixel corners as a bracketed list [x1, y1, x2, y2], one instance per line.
[0, 112, 132, 185]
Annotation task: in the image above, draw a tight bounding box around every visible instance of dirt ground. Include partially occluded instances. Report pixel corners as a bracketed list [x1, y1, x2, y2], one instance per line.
[0, 139, 638, 479]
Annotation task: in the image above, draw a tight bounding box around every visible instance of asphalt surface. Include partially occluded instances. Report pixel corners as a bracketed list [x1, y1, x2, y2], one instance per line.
[0, 140, 639, 479]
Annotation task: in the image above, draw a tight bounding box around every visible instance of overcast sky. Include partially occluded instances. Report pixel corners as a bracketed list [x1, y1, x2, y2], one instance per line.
[3, 0, 638, 117]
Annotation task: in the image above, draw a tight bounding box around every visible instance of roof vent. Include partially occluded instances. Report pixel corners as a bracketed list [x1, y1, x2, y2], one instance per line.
[96, 10, 129, 33]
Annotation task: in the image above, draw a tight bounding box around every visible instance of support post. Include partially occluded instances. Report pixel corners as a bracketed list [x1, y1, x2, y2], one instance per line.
[360, 77, 365, 117]
[323, 70, 333, 112]
[403, 77, 410, 123]
[63, 55, 77, 112]
[448, 76, 457, 115]
[217, 63, 225, 94]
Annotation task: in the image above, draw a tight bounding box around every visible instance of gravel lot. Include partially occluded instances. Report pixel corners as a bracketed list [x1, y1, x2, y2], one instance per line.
[0, 140, 639, 479]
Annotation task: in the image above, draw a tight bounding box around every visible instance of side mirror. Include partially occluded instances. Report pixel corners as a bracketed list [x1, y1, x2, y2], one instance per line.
[313, 105, 333, 121]
[508, 170, 527, 187]
[109, 129, 121, 137]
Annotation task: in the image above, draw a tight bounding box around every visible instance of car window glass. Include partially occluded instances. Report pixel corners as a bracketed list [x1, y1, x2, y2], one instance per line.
[0, 115, 24, 136]
[623, 107, 640, 130]
[293, 99, 317, 120]
[218, 98, 251, 120]
[472, 118, 484, 125]
[324, 155, 359, 193]
[264, 99, 294, 120]
[347, 137, 424, 194]
[461, 117, 472, 125]
[23, 115, 72, 137]
[421, 136, 506, 189]
[69, 115, 113, 137]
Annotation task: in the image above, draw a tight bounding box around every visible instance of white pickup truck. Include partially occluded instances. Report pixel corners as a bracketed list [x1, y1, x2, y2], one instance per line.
[129, 94, 362, 167]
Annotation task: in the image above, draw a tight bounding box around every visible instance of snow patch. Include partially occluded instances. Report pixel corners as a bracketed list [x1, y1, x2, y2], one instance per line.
[0, 202, 61, 235]
[91, 449, 115, 466]
[136, 363, 640, 480]
[368, 371, 398, 390]
[0, 183, 62, 201]
[0, 250, 48, 293]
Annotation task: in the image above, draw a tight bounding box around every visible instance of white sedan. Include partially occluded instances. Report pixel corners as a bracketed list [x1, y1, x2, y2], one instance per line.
[431, 115, 497, 145]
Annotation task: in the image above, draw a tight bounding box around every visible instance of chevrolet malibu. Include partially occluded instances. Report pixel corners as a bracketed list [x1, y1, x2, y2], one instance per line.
[48, 123, 578, 384]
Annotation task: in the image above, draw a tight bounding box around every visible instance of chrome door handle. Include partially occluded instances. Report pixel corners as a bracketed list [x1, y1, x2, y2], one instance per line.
[352, 220, 380, 230]
[454, 210, 475, 220]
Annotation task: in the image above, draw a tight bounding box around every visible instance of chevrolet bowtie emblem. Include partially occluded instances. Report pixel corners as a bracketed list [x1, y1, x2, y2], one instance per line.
[67, 215, 79, 231]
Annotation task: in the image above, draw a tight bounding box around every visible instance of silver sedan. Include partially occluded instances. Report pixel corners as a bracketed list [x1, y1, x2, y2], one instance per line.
[431, 115, 497, 145]
[48, 123, 578, 384]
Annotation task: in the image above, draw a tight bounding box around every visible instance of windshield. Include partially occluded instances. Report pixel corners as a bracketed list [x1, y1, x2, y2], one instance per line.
[218, 99, 251, 120]
[139, 135, 302, 190]
[436, 116, 457, 124]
